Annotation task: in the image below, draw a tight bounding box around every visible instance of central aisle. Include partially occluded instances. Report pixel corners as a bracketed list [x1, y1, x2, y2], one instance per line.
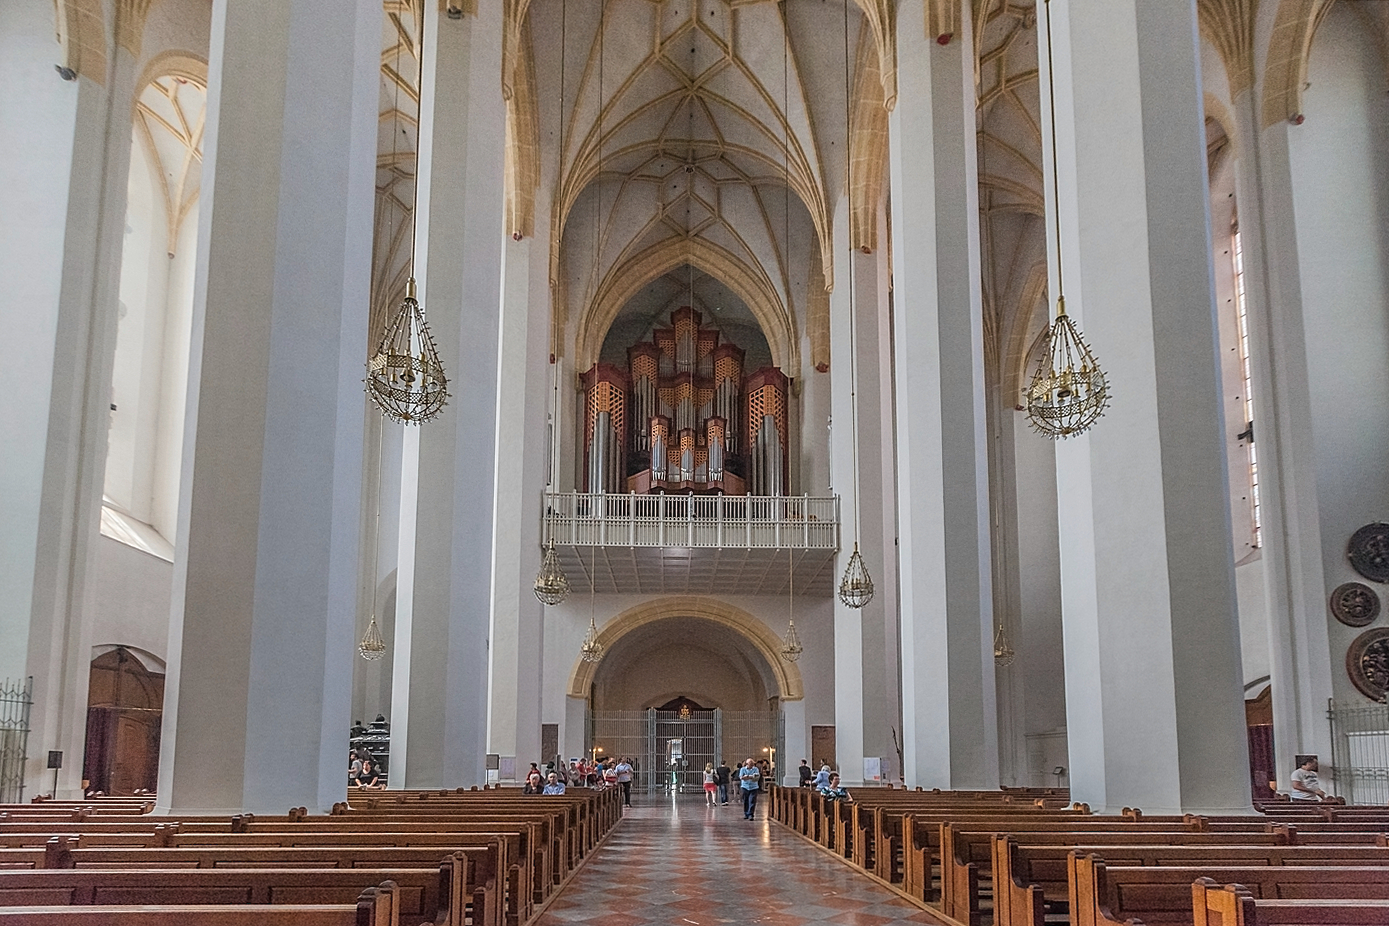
[535, 794, 940, 925]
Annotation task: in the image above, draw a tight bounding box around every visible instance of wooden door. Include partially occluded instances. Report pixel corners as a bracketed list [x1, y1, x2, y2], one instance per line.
[810, 725, 836, 771]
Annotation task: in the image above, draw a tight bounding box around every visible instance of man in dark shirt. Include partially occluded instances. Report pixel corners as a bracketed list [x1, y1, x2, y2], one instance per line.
[715, 760, 732, 805]
[798, 759, 813, 788]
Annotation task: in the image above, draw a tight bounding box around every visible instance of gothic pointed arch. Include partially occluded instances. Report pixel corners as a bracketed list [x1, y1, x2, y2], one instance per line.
[574, 236, 799, 374]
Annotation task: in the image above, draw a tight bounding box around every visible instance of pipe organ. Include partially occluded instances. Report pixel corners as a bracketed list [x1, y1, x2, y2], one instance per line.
[581, 307, 789, 495]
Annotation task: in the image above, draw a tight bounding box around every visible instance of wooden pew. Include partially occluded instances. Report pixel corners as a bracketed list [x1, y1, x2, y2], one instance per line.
[3, 838, 509, 926]
[0, 878, 401, 926]
[993, 836, 1389, 926]
[1191, 878, 1389, 926]
[1070, 853, 1389, 926]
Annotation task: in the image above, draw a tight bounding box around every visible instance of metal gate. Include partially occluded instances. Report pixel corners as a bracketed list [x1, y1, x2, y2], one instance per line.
[0, 678, 33, 803]
[589, 709, 783, 794]
[1328, 698, 1389, 803]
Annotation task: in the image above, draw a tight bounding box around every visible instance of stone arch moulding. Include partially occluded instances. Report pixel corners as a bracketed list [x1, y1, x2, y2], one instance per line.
[134, 50, 208, 101]
[566, 597, 804, 702]
[1260, 0, 1333, 128]
[573, 236, 800, 375]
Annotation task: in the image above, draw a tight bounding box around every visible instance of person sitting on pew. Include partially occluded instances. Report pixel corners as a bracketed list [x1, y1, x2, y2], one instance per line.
[354, 758, 381, 789]
[1289, 755, 1327, 801]
[543, 772, 566, 795]
[818, 772, 852, 803]
[812, 762, 831, 790]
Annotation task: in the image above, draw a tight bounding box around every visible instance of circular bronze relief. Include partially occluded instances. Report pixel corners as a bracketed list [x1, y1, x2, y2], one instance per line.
[1331, 582, 1381, 627]
[1347, 628, 1389, 700]
[1349, 523, 1389, 583]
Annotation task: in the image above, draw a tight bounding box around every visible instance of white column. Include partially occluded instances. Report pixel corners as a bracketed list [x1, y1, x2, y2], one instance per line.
[829, 199, 865, 786]
[1225, 94, 1333, 785]
[1042, 0, 1249, 813]
[391, 0, 506, 789]
[486, 194, 553, 773]
[890, 0, 999, 790]
[157, 0, 380, 814]
[1, 3, 147, 798]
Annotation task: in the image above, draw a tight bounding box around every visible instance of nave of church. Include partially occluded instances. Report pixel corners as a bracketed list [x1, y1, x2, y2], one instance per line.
[4, 0, 1389, 860]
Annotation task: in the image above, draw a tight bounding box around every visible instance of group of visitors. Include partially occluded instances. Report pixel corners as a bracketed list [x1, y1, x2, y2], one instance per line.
[348, 749, 382, 789]
[798, 758, 852, 803]
[524, 756, 635, 805]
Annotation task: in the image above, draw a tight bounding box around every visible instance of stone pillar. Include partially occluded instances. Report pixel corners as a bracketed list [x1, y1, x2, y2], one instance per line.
[1041, 0, 1250, 813]
[389, 0, 505, 790]
[1, 2, 149, 798]
[156, 0, 380, 814]
[1224, 92, 1333, 787]
[828, 199, 865, 786]
[889, 0, 999, 790]
[486, 195, 553, 774]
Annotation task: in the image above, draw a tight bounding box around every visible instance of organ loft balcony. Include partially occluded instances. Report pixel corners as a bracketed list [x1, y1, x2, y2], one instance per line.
[541, 492, 841, 596]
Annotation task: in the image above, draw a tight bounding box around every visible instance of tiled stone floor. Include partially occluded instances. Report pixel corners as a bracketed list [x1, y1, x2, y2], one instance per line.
[534, 794, 942, 926]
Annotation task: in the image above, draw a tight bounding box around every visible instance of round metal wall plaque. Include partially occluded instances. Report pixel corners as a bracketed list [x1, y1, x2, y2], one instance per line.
[1347, 628, 1389, 700]
[1349, 523, 1389, 583]
[1331, 582, 1381, 627]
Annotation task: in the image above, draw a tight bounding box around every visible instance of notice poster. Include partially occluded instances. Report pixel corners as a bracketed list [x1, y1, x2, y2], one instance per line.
[863, 756, 882, 782]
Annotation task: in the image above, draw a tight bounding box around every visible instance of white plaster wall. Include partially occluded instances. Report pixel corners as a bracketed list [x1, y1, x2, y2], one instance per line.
[0, 4, 81, 682]
[1236, 556, 1271, 687]
[1287, 7, 1389, 705]
[89, 535, 173, 663]
[151, 209, 199, 541]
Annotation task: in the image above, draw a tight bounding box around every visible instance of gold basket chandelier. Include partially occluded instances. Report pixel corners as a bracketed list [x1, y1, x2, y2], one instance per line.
[534, 538, 571, 605]
[1025, 297, 1108, 438]
[780, 548, 803, 662]
[367, 279, 449, 424]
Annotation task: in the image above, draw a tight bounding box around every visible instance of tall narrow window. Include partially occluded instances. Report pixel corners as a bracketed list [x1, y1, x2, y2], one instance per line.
[1232, 228, 1261, 548]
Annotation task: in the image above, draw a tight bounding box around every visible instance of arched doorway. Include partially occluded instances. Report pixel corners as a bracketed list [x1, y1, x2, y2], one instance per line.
[82, 647, 164, 795]
[573, 599, 800, 794]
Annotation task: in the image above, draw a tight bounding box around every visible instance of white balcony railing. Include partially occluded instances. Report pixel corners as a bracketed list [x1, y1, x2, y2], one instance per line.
[542, 492, 840, 550]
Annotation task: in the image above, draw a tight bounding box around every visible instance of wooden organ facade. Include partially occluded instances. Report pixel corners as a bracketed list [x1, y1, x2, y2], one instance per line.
[582, 307, 789, 496]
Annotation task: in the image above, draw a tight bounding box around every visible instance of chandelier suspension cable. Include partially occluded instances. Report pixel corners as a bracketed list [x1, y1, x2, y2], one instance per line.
[535, 0, 572, 605]
[1042, 0, 1065, 312]
[837, 0, 874, 609]
[1023, 0, 1108, 438]
[360, 421, 388, 659]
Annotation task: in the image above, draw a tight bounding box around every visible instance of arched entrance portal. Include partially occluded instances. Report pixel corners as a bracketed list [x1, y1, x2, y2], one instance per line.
[571, 600, 800, 794]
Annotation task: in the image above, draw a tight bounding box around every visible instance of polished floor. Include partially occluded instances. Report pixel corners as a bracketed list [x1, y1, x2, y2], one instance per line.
[535, 794, 941, 926]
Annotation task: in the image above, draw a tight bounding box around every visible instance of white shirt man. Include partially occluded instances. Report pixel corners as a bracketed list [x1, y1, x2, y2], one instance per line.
[1290, 757, 1326, 800]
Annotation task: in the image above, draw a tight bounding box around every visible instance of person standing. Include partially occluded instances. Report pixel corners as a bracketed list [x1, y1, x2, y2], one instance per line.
[1290, 756, 1327, 801]
[798, 759, 813, 788]
[702, 762, 718, 806]
[738, 757, 762, 819]
[615, 756, 634, 807]
[716, 759, 732, 805]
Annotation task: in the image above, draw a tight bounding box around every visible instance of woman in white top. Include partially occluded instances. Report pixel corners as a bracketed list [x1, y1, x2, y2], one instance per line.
[703, 763, 718, 805]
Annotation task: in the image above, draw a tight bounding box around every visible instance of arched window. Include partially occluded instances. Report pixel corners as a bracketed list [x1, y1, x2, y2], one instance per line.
[103, 76, 206, 554]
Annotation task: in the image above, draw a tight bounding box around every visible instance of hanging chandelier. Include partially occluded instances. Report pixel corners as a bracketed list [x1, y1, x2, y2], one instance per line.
[579, 616, 604, 663]
[992, 623, 1015, 667]
[534, 538, 571, 605]
[1025, 0, 1108, 439]
[359, 616, 387, 660]
[839, 542, 875, 609]
[781, 548, 803, 662]
[367, 279, 449, 424]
